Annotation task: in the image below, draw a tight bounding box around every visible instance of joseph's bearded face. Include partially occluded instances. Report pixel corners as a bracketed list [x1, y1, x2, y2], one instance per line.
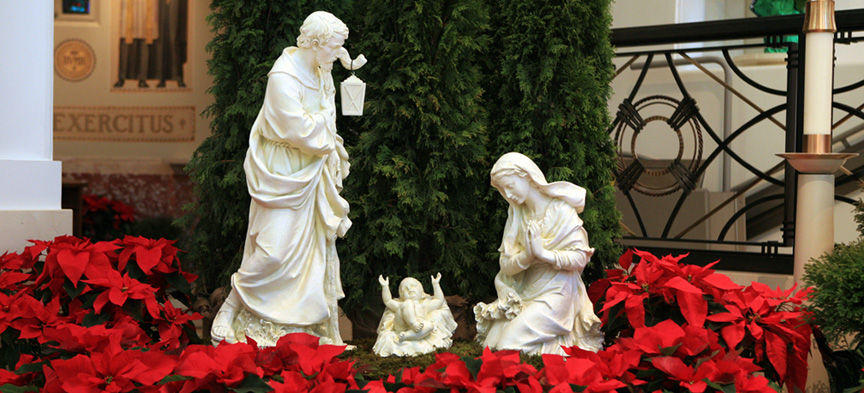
[316, 34, 346, 72]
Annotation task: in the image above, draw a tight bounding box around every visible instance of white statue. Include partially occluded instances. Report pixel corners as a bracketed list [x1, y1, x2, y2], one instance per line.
[373, 273, 457, 357]
[210, 11, 366, 347]
[474, 152, 604, 356]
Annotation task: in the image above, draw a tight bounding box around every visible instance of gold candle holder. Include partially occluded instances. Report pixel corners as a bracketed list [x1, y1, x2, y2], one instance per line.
[803, 0, 836, 33]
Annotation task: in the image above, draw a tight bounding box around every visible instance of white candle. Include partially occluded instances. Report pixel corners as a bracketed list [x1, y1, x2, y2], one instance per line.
[803, 32, 834, 136]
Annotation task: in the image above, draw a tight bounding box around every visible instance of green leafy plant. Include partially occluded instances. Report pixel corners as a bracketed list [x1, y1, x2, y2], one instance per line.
[337, 0, 494, 336]
[803, 240, 864, 391]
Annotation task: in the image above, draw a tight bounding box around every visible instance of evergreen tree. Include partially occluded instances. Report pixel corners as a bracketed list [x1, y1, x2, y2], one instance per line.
[181, 0, 351, 291]
[338, 0, 494, 332]
[484, 0, 621, 282]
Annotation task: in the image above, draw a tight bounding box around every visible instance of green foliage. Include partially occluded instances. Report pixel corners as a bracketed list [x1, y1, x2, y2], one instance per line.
[338, 0, 495, 329]
[342, 339, 485, 380]
[803, 240, 864, 349]
[483, 0, 622, 283]
[855, 195, 864, 237]
[340, 338, 544, 381]
[805, 239, 864, 392]
[180, 0, 352, 290]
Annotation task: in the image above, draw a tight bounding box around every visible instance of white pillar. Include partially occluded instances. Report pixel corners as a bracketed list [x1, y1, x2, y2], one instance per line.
[0, 3, 72, 253]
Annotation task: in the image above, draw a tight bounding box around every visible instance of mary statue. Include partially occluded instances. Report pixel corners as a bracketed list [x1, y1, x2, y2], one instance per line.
[474, 152, 604, 355]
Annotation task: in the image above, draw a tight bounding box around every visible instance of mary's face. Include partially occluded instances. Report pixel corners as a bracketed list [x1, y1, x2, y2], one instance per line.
[495, 174, 530, 206]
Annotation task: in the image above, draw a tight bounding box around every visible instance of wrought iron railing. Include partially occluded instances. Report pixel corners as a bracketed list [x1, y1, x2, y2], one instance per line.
[609, 9, 864, 273]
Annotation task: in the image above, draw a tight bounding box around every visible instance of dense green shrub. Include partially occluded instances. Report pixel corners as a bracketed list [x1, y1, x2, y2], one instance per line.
[804, 240, 864, 349]
[337, 0, 494, 334]
[803, 240, 864, 392]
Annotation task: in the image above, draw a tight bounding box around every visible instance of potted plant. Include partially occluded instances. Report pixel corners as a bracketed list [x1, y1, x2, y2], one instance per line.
[803, 239, 864, 392]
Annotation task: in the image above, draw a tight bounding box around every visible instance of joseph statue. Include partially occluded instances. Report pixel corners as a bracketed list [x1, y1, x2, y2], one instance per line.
[211, 11, 365, 346]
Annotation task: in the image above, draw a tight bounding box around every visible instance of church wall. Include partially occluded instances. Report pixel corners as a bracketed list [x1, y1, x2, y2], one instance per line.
[53, 0, 213, 221]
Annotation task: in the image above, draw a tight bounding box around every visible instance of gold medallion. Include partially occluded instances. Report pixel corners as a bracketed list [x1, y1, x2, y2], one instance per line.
[54, 39, 96, 82]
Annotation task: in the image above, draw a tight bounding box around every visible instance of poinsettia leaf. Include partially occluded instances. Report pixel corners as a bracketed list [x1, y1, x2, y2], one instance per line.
[665, 276, 703, 295]
[56, 249, 89, 287]
[134, 246, 163, 275]
[164, 271, 193, 297]
[618, 249, 634, 271]
[123, 299, 144, 322]
[651, 356, 691, 379]
[144, 297, 162, 320]
[461, 356, 483, 380]
[0, 384, 38, 393]
[720, 382, 737, 393]
[704, 380, 725, 391]
[125, 261, 146, 282]
[624, 294, 647, 328]
[108, 288, 129, 307]
[568, 384, 587, 392]
[720, 323, 746, 349]
[632, 249, 660, 264]
[382, 381, 408, 392]
[677, 292, 708, 328]
[91, 291, 110, 313]
[701, 273, 741, 291]
[549, 384, 573, 393]
[660, 343, 683, 357]
[63, 280, 85, 300]
[158, 375, 193, 383]
[14, 362, 44, 375]
[764, 329, 788, 383]
[82, 312, 110, 327]
[228, 374, 272, 393]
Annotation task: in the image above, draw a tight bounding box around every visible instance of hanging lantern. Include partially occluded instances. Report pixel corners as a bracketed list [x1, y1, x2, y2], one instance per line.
[340, 74, 366, 116]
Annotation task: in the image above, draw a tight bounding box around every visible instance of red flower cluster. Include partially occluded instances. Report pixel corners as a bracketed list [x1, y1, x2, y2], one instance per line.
[588, 249, 812, 392]
[0, 236, 358, 392]
[82, 194, 136, 240]
[364, 348, 542, 393]
[0, 240, 815, 393]
[0, 235, 201, 390]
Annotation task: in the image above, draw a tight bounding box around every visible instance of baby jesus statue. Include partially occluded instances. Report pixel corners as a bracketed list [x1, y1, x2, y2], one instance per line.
[373, 273, 457, 357]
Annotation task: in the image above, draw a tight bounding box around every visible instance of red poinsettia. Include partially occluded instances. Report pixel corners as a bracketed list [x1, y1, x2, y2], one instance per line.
[592, 248, 813, 393]
[10, 295, 62, 339]
[172, 342, 263, 391]
[542, 354, 625, 393]
[85, 269, 160, 318]
[595, 249, 710, 328]
[36, 237, 119, 291]
[83, 194, 135, 228]
[0, 354, 39, 387]
[707, 282, 811, 392]
[117, 236, 181, 275]
[45, 340, 175, 393]
[40, 317, 149, 353]
[563, 345, 643, 388]
[153, 300, 202, 351]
